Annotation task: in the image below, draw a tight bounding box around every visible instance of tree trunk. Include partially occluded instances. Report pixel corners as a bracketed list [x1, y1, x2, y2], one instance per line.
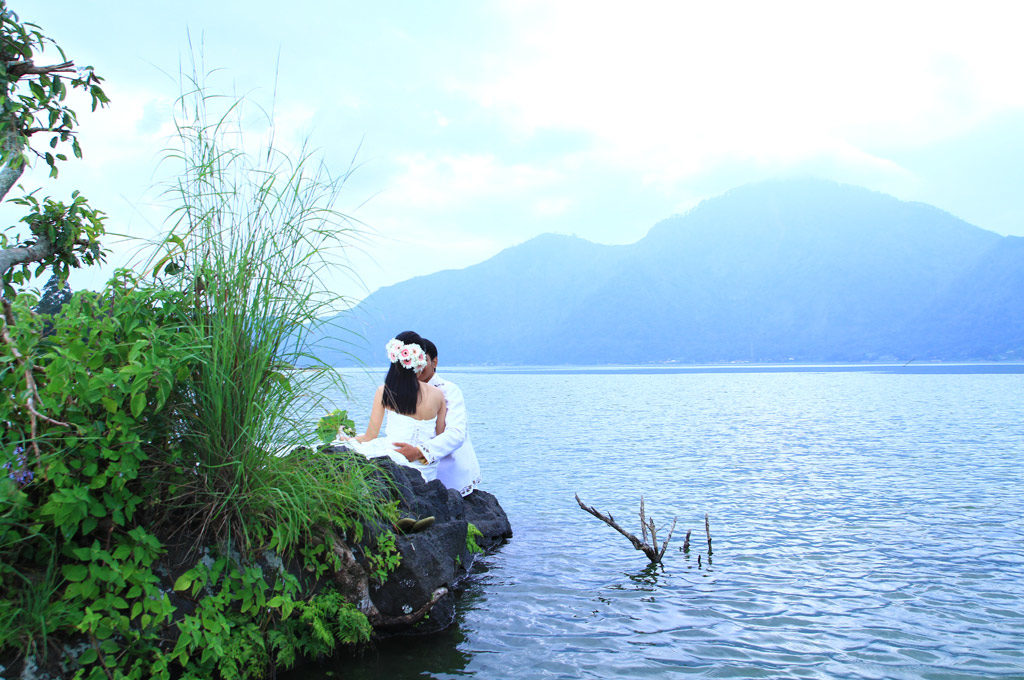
[0, 125, 24, 203]
[0, 125, 51, 283]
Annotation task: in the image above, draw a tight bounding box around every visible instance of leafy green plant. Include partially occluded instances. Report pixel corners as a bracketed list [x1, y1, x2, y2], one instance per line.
[270, 589, 372, 669]
[0, 14, 399, 679]
[0, 538, 76, 663]
[0, 253, 391, 678]
[317, 409, 356, 445]
[365, 531, 402, 583]
[1, 277, 195, 670]
[466, 522, 484, 554]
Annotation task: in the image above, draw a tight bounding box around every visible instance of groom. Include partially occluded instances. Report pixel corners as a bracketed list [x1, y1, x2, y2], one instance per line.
[394, 337, 482, 496]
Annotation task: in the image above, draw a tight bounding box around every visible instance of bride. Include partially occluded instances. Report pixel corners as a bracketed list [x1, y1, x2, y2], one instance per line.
[337, 331, 446, 482]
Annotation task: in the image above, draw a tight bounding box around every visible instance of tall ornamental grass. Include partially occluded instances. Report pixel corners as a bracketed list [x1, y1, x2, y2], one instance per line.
[153, 73, 393, 553]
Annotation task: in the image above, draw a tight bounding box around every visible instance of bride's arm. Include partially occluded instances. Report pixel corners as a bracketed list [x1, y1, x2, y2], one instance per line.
[352, 386, 385, 443]
[435, 399, 447, 436]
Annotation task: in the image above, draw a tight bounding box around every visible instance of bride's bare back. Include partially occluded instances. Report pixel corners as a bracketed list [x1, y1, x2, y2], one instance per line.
[352, 382, 447, 443]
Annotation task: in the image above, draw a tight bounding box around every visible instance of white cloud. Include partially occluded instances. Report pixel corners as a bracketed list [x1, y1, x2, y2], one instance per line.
[533, 196, 574, 217]
[466, 0, 1024, 187]
[385, 153, 563, 210]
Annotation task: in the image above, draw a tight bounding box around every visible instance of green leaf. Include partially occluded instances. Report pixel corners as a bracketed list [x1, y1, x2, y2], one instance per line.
[63, 564, 88, 582]
[130, 391, 146, 418]
[173, 572, 194, 592]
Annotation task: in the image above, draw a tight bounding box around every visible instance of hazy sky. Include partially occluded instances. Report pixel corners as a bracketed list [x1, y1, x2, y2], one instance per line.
[15, 1, 1024, 299]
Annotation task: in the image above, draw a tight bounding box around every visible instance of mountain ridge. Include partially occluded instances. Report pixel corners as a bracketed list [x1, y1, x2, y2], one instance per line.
[314, 179, 1023, 365]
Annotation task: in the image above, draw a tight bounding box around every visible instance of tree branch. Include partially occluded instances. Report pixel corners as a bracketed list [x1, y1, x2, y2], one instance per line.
[5, 59, 75, 78]
[0, 234, 55, 280]
[0, 130, 25, 202]
[24, 126, 75, 136]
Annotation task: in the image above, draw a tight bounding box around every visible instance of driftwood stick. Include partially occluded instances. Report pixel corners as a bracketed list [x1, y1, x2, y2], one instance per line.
[639, 495, 648, 545]
[658, 517, 678, 561]
[575, 494, 647, 553]
[682, 529, 691, 552]
[705, 513, 713, 555]
[576, 494, 679, 564]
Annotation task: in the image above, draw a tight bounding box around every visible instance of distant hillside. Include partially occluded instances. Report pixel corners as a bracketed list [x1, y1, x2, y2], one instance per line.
[312, 179, 1023, 365]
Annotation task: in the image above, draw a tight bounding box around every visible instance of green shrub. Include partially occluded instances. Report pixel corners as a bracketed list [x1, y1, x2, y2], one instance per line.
[0, 75, 396, 678]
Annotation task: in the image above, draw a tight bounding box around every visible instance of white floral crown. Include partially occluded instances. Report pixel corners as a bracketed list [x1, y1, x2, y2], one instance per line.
[386, 338, 429, 373]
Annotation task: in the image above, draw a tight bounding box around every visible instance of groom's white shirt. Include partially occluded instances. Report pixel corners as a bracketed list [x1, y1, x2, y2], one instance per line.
[422, 375, 481, 495]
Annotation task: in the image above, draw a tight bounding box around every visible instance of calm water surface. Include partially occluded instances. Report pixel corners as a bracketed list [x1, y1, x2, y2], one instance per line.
[317, 366, 1024, 679]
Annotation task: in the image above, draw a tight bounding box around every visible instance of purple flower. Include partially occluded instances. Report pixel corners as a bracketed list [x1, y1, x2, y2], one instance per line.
[5, 447, 32, 486]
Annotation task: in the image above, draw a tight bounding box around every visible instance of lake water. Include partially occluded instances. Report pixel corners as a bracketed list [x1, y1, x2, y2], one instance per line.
[316, 365, 1024, 679]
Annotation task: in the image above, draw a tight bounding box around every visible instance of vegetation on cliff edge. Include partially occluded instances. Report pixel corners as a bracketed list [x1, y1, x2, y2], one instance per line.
[1, 5, 398, 678]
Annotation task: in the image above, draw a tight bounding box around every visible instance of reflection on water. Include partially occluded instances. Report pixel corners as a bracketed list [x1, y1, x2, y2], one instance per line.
[302, 367, 1024, 679]
[624, 564, 665, 590]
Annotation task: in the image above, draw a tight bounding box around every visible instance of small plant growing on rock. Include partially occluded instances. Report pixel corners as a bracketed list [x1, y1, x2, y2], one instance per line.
[466, 523, 484, 555]
[366, 532, 402, 583]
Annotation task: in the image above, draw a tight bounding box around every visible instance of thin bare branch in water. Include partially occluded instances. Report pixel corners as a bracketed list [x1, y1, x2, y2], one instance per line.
[575, 493, 678, 564]
[575, 493, 646, 552]
[658, 517, 678, 561]
[706, 513, 713, 556]
[640, 495, 648, 545]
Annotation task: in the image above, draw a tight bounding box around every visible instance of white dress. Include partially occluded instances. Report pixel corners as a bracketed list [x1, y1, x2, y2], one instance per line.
[346, 411, 440, 483]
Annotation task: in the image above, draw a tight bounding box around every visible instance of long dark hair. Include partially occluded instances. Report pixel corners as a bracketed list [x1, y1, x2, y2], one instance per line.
[382, 330, 422, 415]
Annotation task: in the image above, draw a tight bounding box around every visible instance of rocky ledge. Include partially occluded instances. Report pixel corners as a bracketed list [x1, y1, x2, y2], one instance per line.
[325, 452, 512, 636]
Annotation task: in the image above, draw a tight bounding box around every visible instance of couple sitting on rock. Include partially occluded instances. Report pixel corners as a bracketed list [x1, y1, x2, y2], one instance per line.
[335, 331, 482, 497]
